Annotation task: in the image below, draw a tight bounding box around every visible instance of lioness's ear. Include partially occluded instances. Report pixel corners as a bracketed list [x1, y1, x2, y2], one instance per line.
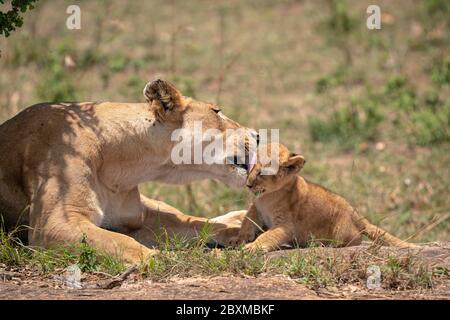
[143, 79, 183, 111]
[283, 153, 305, 172]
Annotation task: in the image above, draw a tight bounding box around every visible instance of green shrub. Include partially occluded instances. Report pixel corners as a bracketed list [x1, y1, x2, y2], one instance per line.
[79, 49, 104, 69]
[431, 57, 450, 86]
[35, 43, 78, 102]
[384, 76, 407, 94]
[108, 54, 129, 72]
[315, 67, 348, 94]
[77, 234, 99, 272]
[309, 99, 383, 146]
[423, 90, 442, 109]
[384, 76, 418, 111]
[424, 0, 450, 23]
[326, 0, 357, 36]
[120, 74, 144, 97]
[410, 103, 450, 145]
[381, 74, 449, 145]
[7, 36, 48, 67]
[170, 75, 196, 97]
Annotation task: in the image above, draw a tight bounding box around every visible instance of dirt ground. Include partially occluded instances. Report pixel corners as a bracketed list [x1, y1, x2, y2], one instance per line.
[1, 244, 449, 300]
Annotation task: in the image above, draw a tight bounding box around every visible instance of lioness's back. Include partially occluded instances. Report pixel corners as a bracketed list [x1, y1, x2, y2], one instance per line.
[0, 102, 98, 230]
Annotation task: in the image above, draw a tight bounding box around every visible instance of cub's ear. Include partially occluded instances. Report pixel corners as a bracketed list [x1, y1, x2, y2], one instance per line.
[283, 153, 306, 172]
[143, 79, 183, 112]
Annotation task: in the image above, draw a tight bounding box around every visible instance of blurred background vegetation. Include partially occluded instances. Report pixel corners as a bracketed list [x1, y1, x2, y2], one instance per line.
[0, 0, 449, 242]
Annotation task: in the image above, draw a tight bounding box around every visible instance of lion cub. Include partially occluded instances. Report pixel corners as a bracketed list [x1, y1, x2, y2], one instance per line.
[230, 143, 415, 252]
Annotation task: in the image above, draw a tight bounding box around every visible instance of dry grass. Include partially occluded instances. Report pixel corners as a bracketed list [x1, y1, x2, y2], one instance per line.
[2, 224, 447, 292]
[0, 0, 449, 289]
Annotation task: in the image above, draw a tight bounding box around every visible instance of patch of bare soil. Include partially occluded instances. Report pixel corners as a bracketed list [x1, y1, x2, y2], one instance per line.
[1, 244, 449, 300]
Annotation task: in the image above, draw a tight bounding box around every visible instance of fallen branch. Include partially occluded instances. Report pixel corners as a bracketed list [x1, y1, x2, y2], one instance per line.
[96, 265, 138, 290]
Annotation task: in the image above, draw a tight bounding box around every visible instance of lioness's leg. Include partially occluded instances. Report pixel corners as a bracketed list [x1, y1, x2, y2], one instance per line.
[30, 209, 156, 263]
[28, 176, 157, 264]
[129, 195, 242, 247]
[245, 226, 292, 252]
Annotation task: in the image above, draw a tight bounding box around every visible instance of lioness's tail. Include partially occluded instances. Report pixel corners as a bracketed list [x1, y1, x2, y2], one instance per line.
[350, 210, 417, 248]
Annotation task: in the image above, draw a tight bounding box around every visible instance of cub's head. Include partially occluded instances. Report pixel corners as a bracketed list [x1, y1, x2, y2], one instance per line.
[143, 79, 258, 188]
[246, 143, 305, 196]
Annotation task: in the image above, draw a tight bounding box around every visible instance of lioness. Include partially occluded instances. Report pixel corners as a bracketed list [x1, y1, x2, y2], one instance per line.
[0, 79, 256, 262]
[230, 143, 416, 252]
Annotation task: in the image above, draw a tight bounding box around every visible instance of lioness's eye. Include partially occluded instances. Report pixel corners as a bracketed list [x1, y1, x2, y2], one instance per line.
[212, 107, 222, 113]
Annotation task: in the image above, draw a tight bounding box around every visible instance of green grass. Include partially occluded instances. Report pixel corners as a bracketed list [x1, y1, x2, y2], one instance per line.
[0, 223, 126, 276]
[0, 0, 446, 242]
[309, 96, 383, 147]
[108, 54, 130, 73]
[34, 41, 79, 102]
[315, 66, 350, 94]
[1, 222, 441, 291]
[138, 234, 439, 291]
[431, 56, 450, 87]
[309, 69, 450, 147]
[0, 0, 449, 286]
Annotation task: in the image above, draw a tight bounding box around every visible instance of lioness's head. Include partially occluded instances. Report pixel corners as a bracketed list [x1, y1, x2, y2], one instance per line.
[143, 79, 258, 187]
[246, 143, 305, 196]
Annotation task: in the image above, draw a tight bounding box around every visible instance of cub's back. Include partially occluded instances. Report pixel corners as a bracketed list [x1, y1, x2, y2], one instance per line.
[302, 178, 355, 222]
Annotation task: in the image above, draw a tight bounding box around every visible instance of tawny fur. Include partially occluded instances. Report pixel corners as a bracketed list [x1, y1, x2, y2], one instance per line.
[0, 79, 256, 263]
[230, 143, 416, 252]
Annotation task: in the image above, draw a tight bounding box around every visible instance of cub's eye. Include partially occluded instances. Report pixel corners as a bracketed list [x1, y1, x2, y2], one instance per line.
[212, 107, 222, 114]
[257, 171, 262, 176]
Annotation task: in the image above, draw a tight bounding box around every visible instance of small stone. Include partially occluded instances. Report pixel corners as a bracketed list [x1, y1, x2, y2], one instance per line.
[65, 264, 82, 289]
[375, 142, 385, 151]
[381, 13, 395, 25]
[64, 55, 76, 68]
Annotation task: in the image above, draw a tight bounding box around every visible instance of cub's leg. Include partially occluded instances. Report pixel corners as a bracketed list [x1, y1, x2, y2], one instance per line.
[333, 216, 363, 247]
[228, 204, 261, 246]
[129, 195, 242, 247]
[245, 225, 293, 252]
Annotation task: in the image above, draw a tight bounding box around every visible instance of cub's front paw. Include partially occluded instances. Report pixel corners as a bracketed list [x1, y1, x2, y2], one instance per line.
[228, 235, 249, 247]
[228, 236, 241, 247]
[228, 233, 254, 247]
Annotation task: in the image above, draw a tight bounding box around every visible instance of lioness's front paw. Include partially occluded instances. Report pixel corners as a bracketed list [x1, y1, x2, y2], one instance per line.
[124, 247, 159, 264]
[141, 248, 160, 263]
[244, 242, 267, 253]
[145, 248, 160, 258]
